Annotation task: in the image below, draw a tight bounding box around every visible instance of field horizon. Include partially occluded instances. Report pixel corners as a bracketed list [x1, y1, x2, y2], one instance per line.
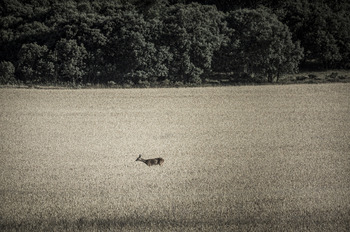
[1, 83, 349, 231]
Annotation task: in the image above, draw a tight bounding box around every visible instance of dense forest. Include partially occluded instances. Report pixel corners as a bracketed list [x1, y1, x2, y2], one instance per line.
[1, 0, 349, 86]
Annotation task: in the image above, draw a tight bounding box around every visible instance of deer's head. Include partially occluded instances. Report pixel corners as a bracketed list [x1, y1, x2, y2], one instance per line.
[135, 154, 142, 161]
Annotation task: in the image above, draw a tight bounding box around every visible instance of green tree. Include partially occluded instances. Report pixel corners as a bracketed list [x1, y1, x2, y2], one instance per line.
[0, 61, 16, 84]
[295, 2, 341, 68]
[220, 8, 303, 82]
[54, 39, 87, 85]
[17, 43, 55, 83]
[102, 6, 172, 84]
[158, 3, 226, 83]
[275, 0, 350, 69]
[305, 29, 341, 69]
[69, 11, 108, 83]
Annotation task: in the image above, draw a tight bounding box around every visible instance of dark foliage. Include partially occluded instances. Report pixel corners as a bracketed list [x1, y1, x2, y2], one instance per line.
[0, 0, 349, 85]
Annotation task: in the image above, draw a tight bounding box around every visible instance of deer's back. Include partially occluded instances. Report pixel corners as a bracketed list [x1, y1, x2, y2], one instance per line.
[146, 158, 164, 166]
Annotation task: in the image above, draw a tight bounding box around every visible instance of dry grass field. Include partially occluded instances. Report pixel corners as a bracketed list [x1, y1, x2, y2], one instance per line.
[1, 83, 349, 231]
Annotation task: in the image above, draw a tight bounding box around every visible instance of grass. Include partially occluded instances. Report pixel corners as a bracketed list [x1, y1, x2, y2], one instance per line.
[281, 69, 350, 84]
[1, 70, 350, 89]
[0, 84, 350, 231]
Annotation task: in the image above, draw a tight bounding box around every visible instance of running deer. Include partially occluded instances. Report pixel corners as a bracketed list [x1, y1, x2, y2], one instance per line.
[135, 154, 164, 166]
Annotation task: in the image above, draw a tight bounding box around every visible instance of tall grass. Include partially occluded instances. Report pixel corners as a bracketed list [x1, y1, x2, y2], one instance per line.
[1, 84, 349, 231]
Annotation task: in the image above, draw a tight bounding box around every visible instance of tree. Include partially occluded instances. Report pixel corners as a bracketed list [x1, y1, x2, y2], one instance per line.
[158, 3, 226, 83]
[17, 43, 55, 83]
[305, 29, 341, 69]
[54, 39, 87, 85]
[219, 8, 303, 82]
[3, 0, 348, 85]
[101, 6, 173, 85]
[275, 0, 350, 69]
[0, 61, 16, 84]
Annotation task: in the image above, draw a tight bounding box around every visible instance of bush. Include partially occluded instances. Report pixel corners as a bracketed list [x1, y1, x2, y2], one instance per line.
[107, 81, 116, 86]
[338, 75, 348, 80]
[327, 72, 338, 79]
[137, 80, 151, 88]
[296, 75, 308, 81]
[161, 79, 171, 86]
[174, 81, 184, 87]
[308, 74, 317, 79]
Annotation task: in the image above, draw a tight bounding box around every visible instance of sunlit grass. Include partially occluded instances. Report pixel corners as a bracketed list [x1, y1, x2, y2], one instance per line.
[1, 84, 349, 231]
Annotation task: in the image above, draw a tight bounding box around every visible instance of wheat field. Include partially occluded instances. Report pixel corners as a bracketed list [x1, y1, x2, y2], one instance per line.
[1, 84, 349, 231]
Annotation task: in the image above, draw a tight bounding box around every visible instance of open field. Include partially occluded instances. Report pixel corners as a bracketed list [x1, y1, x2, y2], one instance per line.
[1, 84, 350, 231]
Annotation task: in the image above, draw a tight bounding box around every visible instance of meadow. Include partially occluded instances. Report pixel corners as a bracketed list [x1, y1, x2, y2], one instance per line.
[0, 83, 349, 231]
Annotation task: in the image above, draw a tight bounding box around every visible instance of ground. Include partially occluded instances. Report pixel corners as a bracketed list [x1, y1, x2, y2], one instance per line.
[0, 83, 349, 231]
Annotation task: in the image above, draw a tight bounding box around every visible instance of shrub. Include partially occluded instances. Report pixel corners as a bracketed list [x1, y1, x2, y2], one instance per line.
[161, 79, 171, 86]
[137, 80, 151, 88]
[204, 79, 220, 84]
[308, 74, 317, 79]
[296, 75, 308, 81]
[338, 75, 348, 80]
[327, 72, 338, 79]
[174, 81, 184, 87]
[107, 81, 116, 86]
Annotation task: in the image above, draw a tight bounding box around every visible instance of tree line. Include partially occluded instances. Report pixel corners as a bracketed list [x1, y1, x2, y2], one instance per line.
[1, 0, 349, 86]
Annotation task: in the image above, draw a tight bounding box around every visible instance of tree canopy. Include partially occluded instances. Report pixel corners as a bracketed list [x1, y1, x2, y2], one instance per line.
[0, 0, 349, 85]
[217, 8, 303, 82]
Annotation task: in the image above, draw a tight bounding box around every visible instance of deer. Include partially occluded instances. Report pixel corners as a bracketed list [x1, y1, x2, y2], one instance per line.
[135, 154, 164, 166]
